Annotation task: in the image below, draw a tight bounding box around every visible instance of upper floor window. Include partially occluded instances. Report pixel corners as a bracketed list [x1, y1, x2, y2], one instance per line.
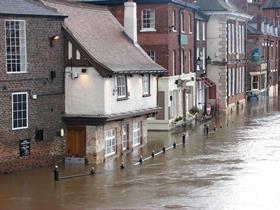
[189, 14, 192, 33]
[5, 20, 27, 73]
[180, 12, 185, 32]
[172, 50, 176, 75]
[202, 22, 206, 41]
[147, 49, 156, 61]
[141, 9, 155, 31]
[117, 75, 127, 99]
[12, 92, 28, 130]
[142, 74, 150, 96]
[172, 10, 177, 31]
[196, 21, 200, 40]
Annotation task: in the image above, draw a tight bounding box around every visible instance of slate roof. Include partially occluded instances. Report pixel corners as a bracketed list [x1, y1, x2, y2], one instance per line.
[263, 0, 280, 9]
[43, 1, 165, 74]
[0, 0, 64, 17]
[194, 0, 243, 13]
[247, 24, 263, 35]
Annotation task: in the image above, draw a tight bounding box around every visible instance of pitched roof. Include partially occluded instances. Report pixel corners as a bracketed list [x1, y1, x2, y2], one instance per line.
[263, 0, 280, 9]
[247, 24, 263, 35]
[194, 0, 243, 12]
[43, 1, 165, 74]
[0, 0, 64, 17]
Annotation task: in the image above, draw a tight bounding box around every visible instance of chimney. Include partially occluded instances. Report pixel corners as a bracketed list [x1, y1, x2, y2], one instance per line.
[124, 0, 137, 44]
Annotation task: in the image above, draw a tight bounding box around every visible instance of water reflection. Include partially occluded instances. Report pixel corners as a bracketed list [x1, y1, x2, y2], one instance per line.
[0, 97, 280, 210]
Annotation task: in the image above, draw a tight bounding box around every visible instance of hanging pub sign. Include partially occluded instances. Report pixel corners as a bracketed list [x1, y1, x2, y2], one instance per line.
[206, 103, 212, 116]
[19, 139, 31, 157]
[251, 48, 260, 63]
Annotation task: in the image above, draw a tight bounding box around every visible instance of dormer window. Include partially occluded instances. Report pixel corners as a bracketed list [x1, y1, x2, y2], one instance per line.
[117, 75, 127, 99]
[141, 9, 155, 31]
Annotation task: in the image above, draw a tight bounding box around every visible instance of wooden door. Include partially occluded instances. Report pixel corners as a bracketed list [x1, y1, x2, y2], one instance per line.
[67, 127, 86, 157]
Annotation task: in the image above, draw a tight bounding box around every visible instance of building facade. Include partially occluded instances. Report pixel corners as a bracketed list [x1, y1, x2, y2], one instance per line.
[88, 0, 198, 130]
[195, 0, 251, 112]
[45, 1, 165, 163]
[0, 0, 65, 173]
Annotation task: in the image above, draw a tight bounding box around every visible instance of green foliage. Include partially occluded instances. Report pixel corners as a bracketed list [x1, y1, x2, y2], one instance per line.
[174, 116, 183, 122]
[189, 106, 201, 115]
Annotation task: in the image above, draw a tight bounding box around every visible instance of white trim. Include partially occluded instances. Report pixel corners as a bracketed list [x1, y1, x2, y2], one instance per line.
[105, 129, 116, 157]
[133, 121, 141, 147]
[12, 92, 28, 130]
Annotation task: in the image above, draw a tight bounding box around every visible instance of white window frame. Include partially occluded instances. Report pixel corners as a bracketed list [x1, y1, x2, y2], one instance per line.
[196, 47, 200, 71]
[12, 92, 28, 130]
[76, 49, 81, 60]
[242, 67, 245, 92]
[242, 25, 245, 53]
[188, 14, 192, 34]
[141, 9, 155, 31]
[236, 24, 239, 53]
[172, 10, 177, 32]
[251, 75, 259, 90]
[172, 50, 176, 75]
[228, 68, 232, 97]
[147, 49, 156, 61]
[231, 23, 235, 53]
[105, 129, 116, 157]
[142, 74, 150, 96]
[180, 12, 185, 32]
[202, 47, 206, 70]
[133, 122, 141, 147]
[5, 20, 27, 74]
[228, 23, 232, 53]
[116, 75, 127, 99]
[202, 21, 206, 41]
[181, 49, 185, 74]
[239, 25, 242, 53]
[188, 49, 192, 72]
[68, 42, 72, 60]
[122, 124, 128, 151]
[196, 21, 200, 40]
[232, 68, 235, 95]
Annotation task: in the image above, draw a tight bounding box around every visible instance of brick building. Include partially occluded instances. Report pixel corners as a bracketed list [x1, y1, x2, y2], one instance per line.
[0, 0, 65, 173]
[195, 0, 251, 112]
[87, 0, 198, 130]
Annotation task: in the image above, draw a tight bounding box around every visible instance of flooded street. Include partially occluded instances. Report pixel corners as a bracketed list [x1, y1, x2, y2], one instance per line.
[1, 97, 280, 210]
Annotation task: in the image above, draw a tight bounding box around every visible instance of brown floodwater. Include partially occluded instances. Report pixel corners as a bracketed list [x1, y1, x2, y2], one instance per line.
[1, 97, 280, 210]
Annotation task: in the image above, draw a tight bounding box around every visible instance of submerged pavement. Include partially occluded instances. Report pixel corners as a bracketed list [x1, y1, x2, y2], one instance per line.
[0, 97, 280, 210]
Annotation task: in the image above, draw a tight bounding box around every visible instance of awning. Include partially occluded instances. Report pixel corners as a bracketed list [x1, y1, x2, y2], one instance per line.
[202, 77, 216, 88]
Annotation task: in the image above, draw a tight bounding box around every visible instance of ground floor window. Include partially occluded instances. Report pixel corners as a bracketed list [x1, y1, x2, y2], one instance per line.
[133, 122, 141, 147]
[122, 124, 128, 151]
[12, 92, 28, 130]
[252, 75, 259, 90]
[105, 129, 116, 157]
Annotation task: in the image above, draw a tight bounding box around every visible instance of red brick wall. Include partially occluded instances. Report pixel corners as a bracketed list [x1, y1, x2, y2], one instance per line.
[109, 3, 195, 76]
[0, 16, 65, 173]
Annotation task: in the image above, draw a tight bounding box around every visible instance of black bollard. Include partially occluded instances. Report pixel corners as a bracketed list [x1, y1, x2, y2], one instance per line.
[220, 125, 223, 129]
[139, 156, 143, 164]
[182, 134, 186, 145]
[120, 162, 125, 169]
[151, 150, 155, 158]
[213, 126, 217, 132]
[53, 165, 59, 181]
[173, 142, 176, 148]
[163, 145, 166, 153]
[206, 125, 209, 135]
[90, 167, 95, 175]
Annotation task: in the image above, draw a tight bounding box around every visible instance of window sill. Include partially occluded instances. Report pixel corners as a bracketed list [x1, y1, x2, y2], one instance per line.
[142, 94, 151, 98]
[140, 28, 156, 32]
[7, 71, 28, 74]
[12, 126, 28, 131]
[117, 97, 128, 101]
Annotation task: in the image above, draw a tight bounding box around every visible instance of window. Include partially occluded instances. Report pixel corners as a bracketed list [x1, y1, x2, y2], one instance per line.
[122, 124, 128, 151]
[241, 67, 245, 92]
[189, 14, 192, 33]
[181, 49, 185, 74]
[68, 42, 72, 60]
[188, 49, 192, 72]
[231, 23, 235, 53]
[147, 49, 156, 61]
[239, 25, 242, 53]
[12, 92, 28, 130]
[117, 76, 127, 99]
[252, 75, 259, 89]
[143, 74, 150, 96]
[133, 122, 141, 147]
[172, 50, 176, 75]
[196, 47, 200, 71]
[202, 47, 206, 70]
[76, 50, 80, 60]
[236, 25, 239, 53]
[180, 12, 185, 32]
[202, 22, 206, 41]
[141, 9, 155, 31]
[228, 69, 232, 97]
[196, 21, 200, 40]
[232, 68, 235, 95]
[5, 20, 27, 73]
[228, 23, 232, 53]
[105, 129, 116, 157]
[172, 10, 176, 31]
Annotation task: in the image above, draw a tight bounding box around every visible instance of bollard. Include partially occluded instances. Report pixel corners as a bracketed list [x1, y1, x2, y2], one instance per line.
[220, 125, 223, 129]
[53, 165, 59, 181]
[163, 145, 166, 153]
[173, 142, 176, 148]
[206, 124, 209, 135]
[151, 150, 155, 158]
[90, 167, 95, 175]
[120, 162, 125, 169]
[213, 126, 217, 132]
[182, 133, 186, 145]
[139, 156, 143, 165]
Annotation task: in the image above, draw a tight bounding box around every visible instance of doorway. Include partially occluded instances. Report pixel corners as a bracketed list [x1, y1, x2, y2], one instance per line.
[67, 127, 86, 157]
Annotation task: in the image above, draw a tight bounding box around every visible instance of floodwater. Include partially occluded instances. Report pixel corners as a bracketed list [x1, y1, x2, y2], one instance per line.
[1, 97, 280, 210]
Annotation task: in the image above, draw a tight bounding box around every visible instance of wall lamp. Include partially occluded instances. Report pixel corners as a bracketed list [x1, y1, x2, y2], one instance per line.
[49, 35, 60, 47]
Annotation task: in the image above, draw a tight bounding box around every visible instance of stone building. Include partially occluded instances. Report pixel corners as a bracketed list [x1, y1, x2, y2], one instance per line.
[0, 0, 65, 173]
[85, 0, 198, 130]
[195, 0, 252, 112]
[44, 1, 165, 163]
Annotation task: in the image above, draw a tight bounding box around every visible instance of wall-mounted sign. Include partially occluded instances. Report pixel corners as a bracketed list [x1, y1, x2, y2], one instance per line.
[19, 139, 30, 157]
[251, 48, 260, 63]
[206, 103, 212, 116]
